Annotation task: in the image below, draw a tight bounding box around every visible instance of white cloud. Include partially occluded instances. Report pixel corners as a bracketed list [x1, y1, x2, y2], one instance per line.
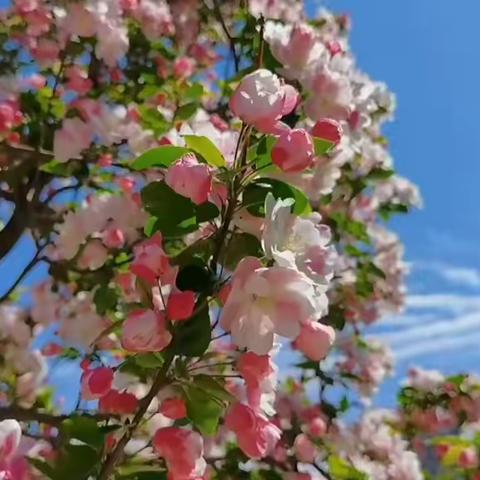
[413, 260, 480, 288]
[395, 331, 480, 361]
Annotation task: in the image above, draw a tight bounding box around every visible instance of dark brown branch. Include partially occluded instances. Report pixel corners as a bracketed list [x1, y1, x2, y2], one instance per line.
[0, 249, 46, 302]
[98, 355, 174, 479]
[212, 0, 240, 73]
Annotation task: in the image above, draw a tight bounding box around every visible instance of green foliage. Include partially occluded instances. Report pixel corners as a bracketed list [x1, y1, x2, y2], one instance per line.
[313, 137, 335, 156]
[93, 285, 118, 315]
[132, 146, 189, 170]
[170, 304, 211, 357]
[328, 455, 368, 480]
[243, 177, 311, 217]
[182, 375, 233, 436]
[141, 181, 219, 237]
[184, 135, 226, 167]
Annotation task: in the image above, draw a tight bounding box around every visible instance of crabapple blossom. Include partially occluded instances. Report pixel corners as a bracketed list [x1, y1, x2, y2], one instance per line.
[81, 367, 114, 401]
[230, 69, 298, 133]
[220, 257, 325, 354]
[225, 403, 281, 459]
[153, 427, 206, 479]
[165, 154, 212, 205]
[272, 129, 315, 173]
[53, 117, 92, 162]
[263, 195, 337, 285]
[122, 309, 172, 353]
[293, 322, 335, 361]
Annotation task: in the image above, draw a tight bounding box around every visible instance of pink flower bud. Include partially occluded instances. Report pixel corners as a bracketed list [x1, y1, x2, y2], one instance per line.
[294, 433, 317, 463]
[81, 367, 114, 401]
[165, 154, 212, 205]
[293, 322, 335, 361]
[99, 389, 139, 415]
[160, 398, 187, 419]
[272, 129, 315, 173]
[230, 69, 298, 133]
[122, 309, 172, 353]
[311, 118, 343, 146]
[166, 290, 196, 321]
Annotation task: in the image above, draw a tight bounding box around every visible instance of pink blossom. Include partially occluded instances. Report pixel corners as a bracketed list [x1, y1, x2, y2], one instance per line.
[294, 433, 317, 463]
[99, 389, 139, 415]
[153, 427, 206, 479]
[166, 290, 196, 321]
[160, 398, 187, 420]
[53, 117, 92, 163]
[303, 68, 352, 121]
[122, 309, 172, 353]
[0, 101, 23, 133]
[65, 65, 93, 95]
[81, 367, 114, 401]
[459, 448, 478, 469]
[77, 240, 109, 270]
[225, 403, 281, 459]
[230, 69, 298, 133]
[165, 154, 212, 205]
[237, 352, 276, 409]
[173, 57, 196, 79]
[0, 420, 21, 460]
[61, 3, 97, 37]
[130, 233, 173, 285]
[293, 322, 335, 361]
[31, 39, 60, 67]
[102, 227, 125, 249]
[311, 118, 343, 146]
[220, 257, 323, 355]
[265, 22, 322, 75]
[272, 128, 315, 173]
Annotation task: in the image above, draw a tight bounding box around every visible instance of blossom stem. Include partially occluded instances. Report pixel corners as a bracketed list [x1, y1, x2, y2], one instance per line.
[98, 353, 174, 479]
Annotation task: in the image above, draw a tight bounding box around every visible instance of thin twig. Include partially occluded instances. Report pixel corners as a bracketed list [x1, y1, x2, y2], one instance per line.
[211, 0, 240, 73]
[0, 247, 46, 302]
[98, 354, 174, 479]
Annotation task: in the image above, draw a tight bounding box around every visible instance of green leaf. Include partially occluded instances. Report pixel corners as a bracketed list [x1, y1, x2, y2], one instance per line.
[93, 285, 118, 315]
[184, 384, 224, 436]
[313, 137, 335, 156]
[132, 146, 189, 171]
[175, 102, 198, 121]
[196, 202, 220, 223]
[185, 83, 204, 101]
[184, 135, 226, 167]
[134, 352, 165, 368]
[176, 264, 213, 293]
[28, 458, 56, 479]
[366, 168, 395, 181]
[171, 304, 211, 357]
[40, 159, 77, 177]
[328, 455, 367, 480]
[222, 232, 263, 270]
[330, 213, 370, 243]
[141, 182, 197, 237]
[62, 416, 104, 448]
[141, 182, 220, 237]
[243, 178, 311, 217]
[55, 444, 99, 479]
[118, 464, 167, 479]
[193, 374, 236, 403]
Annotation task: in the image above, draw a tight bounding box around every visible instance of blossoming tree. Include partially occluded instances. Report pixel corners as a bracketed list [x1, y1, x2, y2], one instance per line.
[0, 0, 477, 479]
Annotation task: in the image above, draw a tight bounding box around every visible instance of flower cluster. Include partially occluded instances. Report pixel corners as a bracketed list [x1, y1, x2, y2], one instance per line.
[0, 0, 464, 479]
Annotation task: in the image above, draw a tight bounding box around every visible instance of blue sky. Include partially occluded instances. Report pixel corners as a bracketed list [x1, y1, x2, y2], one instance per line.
[1, 0, 480, 410]
[316, 0, 480, 406]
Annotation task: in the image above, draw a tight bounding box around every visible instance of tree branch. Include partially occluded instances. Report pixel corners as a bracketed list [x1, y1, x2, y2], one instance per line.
[98, 355, 174, 479]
